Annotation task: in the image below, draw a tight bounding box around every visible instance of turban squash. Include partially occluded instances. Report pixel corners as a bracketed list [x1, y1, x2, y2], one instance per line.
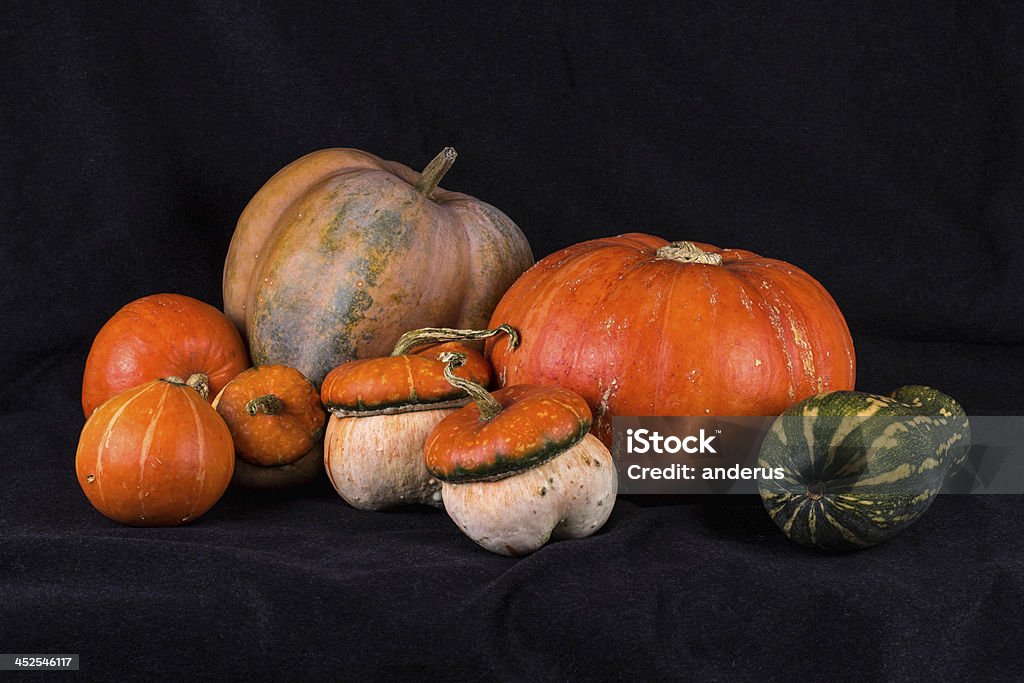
[222, 146, 534, 386]
[487, 234, 856, 445]
[425, 352, 617, 556]
[320, 325, 516, 510]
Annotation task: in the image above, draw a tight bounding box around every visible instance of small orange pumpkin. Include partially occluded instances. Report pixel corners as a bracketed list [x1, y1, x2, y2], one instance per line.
[214, 365, 325, 466]
[321, 325, 515, 510]
[76, 378, 235, 526]
[214, 365, 326, 490]
[82, 293, 249, 417]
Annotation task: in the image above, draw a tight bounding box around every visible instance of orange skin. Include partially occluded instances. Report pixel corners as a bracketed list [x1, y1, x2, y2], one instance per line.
[82, 293, 249, 417]
[320, 342, 493, 412]
[424, 385, 592, 482]
[76, 379, 235, 526]
[214, 365, 325, 467]
[222, 148, 533, 386]
[487, 233, 856, 446]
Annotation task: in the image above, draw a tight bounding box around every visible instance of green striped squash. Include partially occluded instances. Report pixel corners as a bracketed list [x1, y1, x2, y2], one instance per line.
[757, 386, 970, 551]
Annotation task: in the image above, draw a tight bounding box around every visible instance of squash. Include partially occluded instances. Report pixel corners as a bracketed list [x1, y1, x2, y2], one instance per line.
[222, 146, 534, 387]
[82, 293, 249, 417]
[424, 352, 617, 556]
[757, 385, 971, 550]
[321, 325, 515, 510]
[213, 365, 326, 490]
[486, 234, 856, 445]
[75, 377, 235, 526]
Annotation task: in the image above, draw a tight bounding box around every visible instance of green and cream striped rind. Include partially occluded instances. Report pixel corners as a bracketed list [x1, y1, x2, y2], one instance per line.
[757, 385, 971, 551]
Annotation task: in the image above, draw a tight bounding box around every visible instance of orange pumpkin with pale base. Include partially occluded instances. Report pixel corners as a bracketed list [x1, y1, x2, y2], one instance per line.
[425, 352, 617, 556]
[321, 325, 515, 510]
[76, 378, 235, 526]
[487, 234, 856, 445]
[214, 365, 326, 490]
[82, 293, 248, 417]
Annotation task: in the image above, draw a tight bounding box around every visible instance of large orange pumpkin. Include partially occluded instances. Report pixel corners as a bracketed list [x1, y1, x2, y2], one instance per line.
[76, 378, 235, 526]
[222, 146, 534, 386]
[82, 293, 249, 417]
[486, 234, 856, 445]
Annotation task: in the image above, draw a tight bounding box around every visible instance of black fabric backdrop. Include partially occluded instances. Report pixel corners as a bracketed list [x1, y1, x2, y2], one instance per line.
[2, 2, 1023, 680]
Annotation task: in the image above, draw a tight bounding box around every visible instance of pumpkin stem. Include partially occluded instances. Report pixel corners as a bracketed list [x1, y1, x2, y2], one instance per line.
[163, 373, 210, 400]
[186, 373, 210, 400]
[246, 394, 283, 416]
[391, 324, 519, 357]
[656, 241, 723, 265]
[414, 147, 457, 198]
[439, 352, 503, 421]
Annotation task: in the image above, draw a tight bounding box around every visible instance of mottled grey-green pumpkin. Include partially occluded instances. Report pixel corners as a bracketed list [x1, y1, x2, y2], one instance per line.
[223, 147, 533, 387]
[757, 386, 970, 551]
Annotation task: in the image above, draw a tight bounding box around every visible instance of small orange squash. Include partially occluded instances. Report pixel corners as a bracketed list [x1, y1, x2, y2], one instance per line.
[214, 365, 324, 466]
[76, 378, 235, 526]
[214, 365, 326, 490]
[82, 293, 249, 417]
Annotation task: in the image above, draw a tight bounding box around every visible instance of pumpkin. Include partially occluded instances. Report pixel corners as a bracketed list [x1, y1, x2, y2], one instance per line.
[222, 146, 534, 387]
[486, 234, 856, 445]
[757, 385, 971, 551]
[82, 293, 249, 417]
[321, 325, 515, 510]
[424, 352, 617, 556]
[213, 364, 326, 490]
[75, 377, 235, 526]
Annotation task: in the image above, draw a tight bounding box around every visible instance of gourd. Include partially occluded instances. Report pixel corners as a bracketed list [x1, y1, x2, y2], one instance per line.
[213, 365, 326, 490]
[222, 146, 534, 386]
[424, 352, 617, 556]
[82, 293, 249, 417]
[486, 234, 855, 445]
[757, 385, 971, 550]
[75, 377, 235, 526]
[321, 325, 515, 510]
